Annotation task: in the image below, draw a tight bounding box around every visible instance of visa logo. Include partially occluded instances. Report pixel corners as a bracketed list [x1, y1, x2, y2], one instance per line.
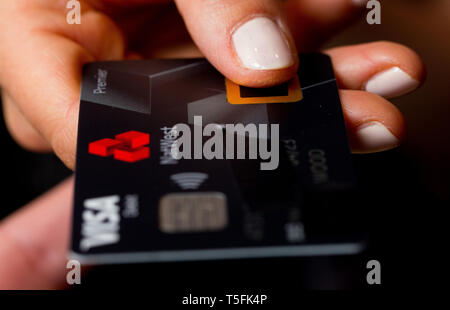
[80, 195, 120, 251]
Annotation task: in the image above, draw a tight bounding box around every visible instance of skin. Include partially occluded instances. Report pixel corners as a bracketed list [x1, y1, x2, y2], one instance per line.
[0, 0, 425, 289]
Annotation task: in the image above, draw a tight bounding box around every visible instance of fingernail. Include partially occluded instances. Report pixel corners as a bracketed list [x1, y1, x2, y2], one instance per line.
[232, 17, 294, 70]
[351, 0, 369, 7]
[365, 67, 420, 98]
[354, 122, 399, 153]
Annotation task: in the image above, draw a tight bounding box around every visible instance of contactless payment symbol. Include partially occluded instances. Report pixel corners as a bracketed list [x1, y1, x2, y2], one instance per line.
[225, 76, 303, 105]
[88, 130, 150, 163]
[170, 172, 209, 190]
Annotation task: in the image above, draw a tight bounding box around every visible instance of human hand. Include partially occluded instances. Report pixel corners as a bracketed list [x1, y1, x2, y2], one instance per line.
[0, 0, 425, 169]
[0, 177, 74, 289]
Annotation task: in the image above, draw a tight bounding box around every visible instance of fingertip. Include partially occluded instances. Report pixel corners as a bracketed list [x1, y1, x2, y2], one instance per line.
[225, 14, 300, 87]
[176, 0, 299, 88]
[326, 41, 426, 98]
[340, 90, 406, 153]
[219, 15, 300, 88]
[361, 41, 426, 98]
[224, 58, 299, 88]
[372, 41, 426, 84]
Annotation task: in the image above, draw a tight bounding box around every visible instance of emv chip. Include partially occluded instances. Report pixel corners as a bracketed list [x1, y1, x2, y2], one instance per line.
[159, 192, 228, 233]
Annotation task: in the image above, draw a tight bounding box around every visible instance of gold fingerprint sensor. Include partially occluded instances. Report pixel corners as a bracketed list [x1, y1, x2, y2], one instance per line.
[159, 192, 228, 233]
[225, 76, 303, 105]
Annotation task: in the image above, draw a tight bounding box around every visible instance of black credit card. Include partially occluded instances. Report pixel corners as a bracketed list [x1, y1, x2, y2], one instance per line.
[70, 54, 365, 264]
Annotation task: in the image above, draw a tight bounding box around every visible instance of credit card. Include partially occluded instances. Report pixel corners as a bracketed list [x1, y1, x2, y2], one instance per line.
[70, 54, 365, 264]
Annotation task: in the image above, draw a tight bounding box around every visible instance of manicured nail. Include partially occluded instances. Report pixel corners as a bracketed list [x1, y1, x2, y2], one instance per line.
[355, 122, 399, 153]
[365, 67, 419, 98]
[232, 17, 294, 70]
[351, 0, 369, 7]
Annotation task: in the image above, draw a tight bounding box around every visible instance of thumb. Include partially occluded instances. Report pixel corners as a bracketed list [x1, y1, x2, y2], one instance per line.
[175, 0, 299, 87]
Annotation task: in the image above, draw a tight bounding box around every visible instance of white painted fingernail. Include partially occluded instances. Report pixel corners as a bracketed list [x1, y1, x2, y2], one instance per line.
[365, 67, 419, 98]
[355, 122, 399, 153]
[352, 0, 369, 7]
[232, 17, 294, 70]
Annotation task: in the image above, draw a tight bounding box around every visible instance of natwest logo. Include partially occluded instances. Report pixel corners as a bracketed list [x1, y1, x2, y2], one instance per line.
[88, 130, 150, 163]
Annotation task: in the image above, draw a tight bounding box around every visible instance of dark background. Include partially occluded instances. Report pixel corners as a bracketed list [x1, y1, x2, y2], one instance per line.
[0, 0, 447, 292]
